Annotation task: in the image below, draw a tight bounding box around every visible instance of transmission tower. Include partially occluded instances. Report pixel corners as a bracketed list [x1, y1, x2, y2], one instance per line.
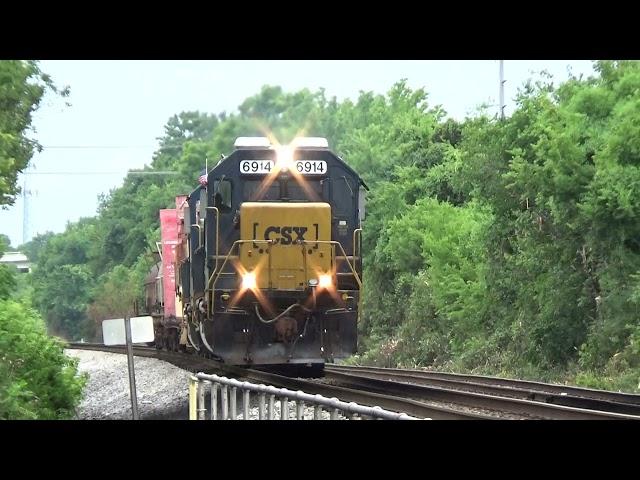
[499, 60, 506, 119]
[22, 171, 34, 244]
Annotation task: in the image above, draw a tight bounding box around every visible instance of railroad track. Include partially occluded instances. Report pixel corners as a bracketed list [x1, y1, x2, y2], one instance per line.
[66, 343, 640, 420]
[325, 364, 640, 416]
[66, 343, 482, 419]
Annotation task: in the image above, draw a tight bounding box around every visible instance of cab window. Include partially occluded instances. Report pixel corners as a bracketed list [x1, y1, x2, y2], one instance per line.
[213, 179, 232, 212]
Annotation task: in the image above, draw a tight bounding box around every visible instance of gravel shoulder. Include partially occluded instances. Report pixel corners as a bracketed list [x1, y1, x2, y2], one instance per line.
[66, 349, 191, 420]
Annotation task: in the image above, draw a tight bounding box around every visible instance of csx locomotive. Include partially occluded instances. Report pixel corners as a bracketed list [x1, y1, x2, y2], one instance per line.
[145, 136, 366, 373]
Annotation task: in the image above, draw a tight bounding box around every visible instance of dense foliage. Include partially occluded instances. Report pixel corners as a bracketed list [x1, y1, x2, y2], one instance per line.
[0, 235, 16, 299]
[23, 61, 640, 392]
[0, 299, 86, 419]
[0, 61, 84, 420]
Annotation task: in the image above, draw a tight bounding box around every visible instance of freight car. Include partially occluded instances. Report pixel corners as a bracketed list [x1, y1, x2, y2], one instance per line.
[151, 136, 366, 374]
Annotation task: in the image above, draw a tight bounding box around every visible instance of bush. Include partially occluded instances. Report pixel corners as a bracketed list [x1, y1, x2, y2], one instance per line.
[0, 264, 16, 301]
[0, 299, 86, 419]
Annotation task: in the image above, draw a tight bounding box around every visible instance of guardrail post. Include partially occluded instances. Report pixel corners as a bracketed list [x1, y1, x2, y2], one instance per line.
[372, 406, 383, 420]
[210, 383, 218, 420]
[296, 400, 304, 420]
[243, 390, 250, 420]
[221, 385, 228, 420]
[329, 397, 340, 420]
[268, 394, 275, 420]
[230, 386, 237, 419]
[281, 397, 288, 420]
[259, 393, 266, 420]
[197, 381, 206, 420]
[347, 402, 358, 420]
[189, 376, 198, 420]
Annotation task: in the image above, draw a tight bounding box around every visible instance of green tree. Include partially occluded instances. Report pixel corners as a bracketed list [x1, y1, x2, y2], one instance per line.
[0, 235, 16, 300]
[0, 264, 15, 300]
[0, 60, 68, 206]
[27, 69, 640, 391]
[19, 231, 55, 264]
[0, 233, 13, 250]
[31, 220, 94, 339]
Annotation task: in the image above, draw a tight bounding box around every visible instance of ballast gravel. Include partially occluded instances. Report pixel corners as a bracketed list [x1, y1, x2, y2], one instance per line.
[66, 349, 392, 420]
[66, 349, 345, 420]
[66, 349, 191, 420]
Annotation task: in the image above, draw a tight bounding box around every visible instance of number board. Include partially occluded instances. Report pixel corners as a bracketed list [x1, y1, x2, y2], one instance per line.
[294, 160, 326, 175]
[240, 160, 273, 174]
[239, 159, 327, 175]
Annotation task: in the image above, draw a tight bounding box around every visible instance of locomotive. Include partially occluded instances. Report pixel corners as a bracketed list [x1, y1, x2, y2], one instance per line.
[145, 136, 366, 374]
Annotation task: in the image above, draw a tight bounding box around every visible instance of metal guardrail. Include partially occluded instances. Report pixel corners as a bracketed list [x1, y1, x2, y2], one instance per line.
[189, 373, 420, 420]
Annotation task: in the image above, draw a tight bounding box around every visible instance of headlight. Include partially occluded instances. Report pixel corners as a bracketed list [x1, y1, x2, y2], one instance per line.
[242, 272, 257, 290]
[275, 145, 293, 171]
[318, 274, 332, 289]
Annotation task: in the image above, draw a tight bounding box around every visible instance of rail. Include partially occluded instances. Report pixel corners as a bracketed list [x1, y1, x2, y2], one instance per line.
[189, 373, 418, 420]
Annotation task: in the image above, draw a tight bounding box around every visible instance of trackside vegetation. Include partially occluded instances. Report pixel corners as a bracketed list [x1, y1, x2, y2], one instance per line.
[0, 61, 84, 419]
[13, 60, 640, 395]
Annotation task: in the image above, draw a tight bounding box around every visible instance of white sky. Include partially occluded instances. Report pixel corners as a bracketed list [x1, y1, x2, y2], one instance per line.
[0, 60, 596, 248]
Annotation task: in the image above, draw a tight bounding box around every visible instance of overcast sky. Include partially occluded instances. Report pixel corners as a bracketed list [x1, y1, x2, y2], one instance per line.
[0, 60, 596, 248]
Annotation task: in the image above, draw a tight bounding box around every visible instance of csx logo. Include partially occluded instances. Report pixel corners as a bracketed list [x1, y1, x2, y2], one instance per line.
[264, 226, 308, 245]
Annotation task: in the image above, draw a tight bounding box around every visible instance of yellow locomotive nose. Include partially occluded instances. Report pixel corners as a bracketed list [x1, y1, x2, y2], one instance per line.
[239, 202, 333, 290]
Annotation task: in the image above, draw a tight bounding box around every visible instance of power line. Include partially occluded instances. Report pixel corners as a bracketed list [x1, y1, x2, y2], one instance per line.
[24, 171, 125, 175]
[41, 145, 156, 149]
[40, 145, 183, 150]
[18, 168, 179, 243]
[23, 171, 179, 175]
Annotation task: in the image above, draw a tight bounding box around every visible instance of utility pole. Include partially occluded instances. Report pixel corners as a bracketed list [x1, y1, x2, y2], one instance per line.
[499, 60, 506, 119]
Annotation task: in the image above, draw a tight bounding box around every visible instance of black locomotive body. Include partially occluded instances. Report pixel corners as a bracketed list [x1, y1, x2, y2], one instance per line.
[164, 137, 366, 372]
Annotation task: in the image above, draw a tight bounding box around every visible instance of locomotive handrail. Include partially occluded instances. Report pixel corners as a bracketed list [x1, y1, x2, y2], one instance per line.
[206, 239, 274, 318]
[191, 223, 203, 251]
[205, 206, 220, 314]
[206, 206, 220, 274]
[353, 228, 362, 264]
[300, 240, 362, 289]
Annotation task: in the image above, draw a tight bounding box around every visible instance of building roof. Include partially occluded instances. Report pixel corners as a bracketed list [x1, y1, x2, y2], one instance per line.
[0, 252, 29, 263]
